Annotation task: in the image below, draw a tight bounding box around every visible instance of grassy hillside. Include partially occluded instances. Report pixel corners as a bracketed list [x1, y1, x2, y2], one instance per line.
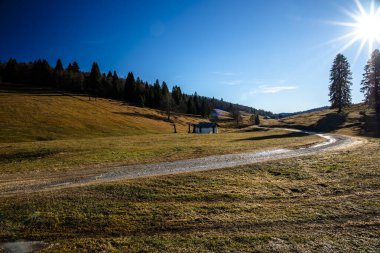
[0, 83, 322, 174]
[0, 83, 203, 143]
[262, 104, 369, 135]
[1, 84, 379, 252]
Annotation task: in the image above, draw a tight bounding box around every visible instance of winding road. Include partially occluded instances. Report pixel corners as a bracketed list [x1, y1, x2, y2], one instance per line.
[0, 129, 364, 195]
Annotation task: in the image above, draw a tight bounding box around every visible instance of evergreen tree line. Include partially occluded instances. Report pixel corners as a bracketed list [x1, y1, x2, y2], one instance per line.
[0, 58, 273, 118]
[329, 49, 380, 115]
[0, 58, 275, 119]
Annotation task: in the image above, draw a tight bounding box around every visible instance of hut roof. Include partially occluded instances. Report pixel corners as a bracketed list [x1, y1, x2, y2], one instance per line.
[192, 122, 218, 128]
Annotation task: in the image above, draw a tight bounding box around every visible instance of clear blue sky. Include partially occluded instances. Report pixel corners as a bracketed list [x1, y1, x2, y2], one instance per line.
[1, 0, 379, 113]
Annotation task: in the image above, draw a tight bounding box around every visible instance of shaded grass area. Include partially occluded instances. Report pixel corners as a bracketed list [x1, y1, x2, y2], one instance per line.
[236, 131, 309, 141]
[314, 112, 347, 131]
[0, 139, 379, 252]
[0, 129, 320, 174]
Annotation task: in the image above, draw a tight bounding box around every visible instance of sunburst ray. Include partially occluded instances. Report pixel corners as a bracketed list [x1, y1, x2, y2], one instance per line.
[330, 0, 380, 56]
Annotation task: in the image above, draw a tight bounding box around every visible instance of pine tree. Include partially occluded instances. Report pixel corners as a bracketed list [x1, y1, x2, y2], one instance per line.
[100, 73, 107, 92]
[161, 82, 170, 109]
[106, 71, 113, 80]
[153, 79, 162, 108]
[172, 85, 182, 105]
[54, 59, 63, 71]
[4, 58, 18, 82]
[329, 54, 352, 113]
[53, 59, 64, 87]
[72, 61, 80, 72]
[200, 98, 210, 118]
[254, 114, 260, 125]
[161, 81, 172, 119]
[31, 59, 52, 85]
[161, 81, 169, 95]
[124, 72, 135, 102]
[187, 96, 195, 114]
[361, 49, 380, 115]
[193, 92, 199, 115]
[112, 70, 119, 98]
[232, 109, 242, 126]
[88, 62, 101, 93]
[146, 84, 154, 107]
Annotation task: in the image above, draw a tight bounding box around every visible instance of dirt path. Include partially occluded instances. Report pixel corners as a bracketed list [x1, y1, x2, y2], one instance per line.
[0, 129, 364, 195]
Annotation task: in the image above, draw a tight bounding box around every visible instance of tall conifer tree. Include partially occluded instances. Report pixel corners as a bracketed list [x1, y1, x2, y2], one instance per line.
[72, 61, 80, 72]
[329, 54, 352, 113]
[124, 72, 135, 101]
[361, 49, 380, 115]
[54, 59, 63, 71]
[88, 62, 101, 92]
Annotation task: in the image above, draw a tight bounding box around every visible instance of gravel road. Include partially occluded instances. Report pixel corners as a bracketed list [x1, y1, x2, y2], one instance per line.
[0, 129, 364, 195]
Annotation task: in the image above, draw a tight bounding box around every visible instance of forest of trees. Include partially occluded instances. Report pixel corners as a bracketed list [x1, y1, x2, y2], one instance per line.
[1, 52, 379, 120]
[0, 58, 275, 119]
[329, 49, 380, 117]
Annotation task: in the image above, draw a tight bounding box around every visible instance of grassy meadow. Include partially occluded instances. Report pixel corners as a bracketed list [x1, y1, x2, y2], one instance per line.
[0, 129, 321, 175]
[1, 84, 379, 252]
[0, 84, 321, 175]
[0, 137, 379, 252]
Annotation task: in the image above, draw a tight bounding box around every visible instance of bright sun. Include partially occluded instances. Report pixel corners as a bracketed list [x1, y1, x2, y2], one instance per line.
[354, 6, 380, 45]
[332, 0, 380, 56]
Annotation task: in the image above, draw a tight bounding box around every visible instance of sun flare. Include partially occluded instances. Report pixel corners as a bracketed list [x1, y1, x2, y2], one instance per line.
[355, 12, 380, 41]
[331, 0, 380, 57]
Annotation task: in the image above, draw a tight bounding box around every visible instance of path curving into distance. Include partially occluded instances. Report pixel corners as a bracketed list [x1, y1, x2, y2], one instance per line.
[1, 129, 364, 195]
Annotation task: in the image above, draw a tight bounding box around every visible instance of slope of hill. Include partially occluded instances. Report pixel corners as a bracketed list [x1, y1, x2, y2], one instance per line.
[2, 86, 379, 252]
[0, 83, 203, 143]
[279, 106, 329, 118]
[262, 104, 370, 135]
[210, 108, 232, 120]
[0, 83, 323, 174]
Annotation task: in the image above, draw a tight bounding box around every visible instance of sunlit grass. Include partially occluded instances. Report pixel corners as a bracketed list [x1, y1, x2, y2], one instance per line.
[0, 129, 320, 174]
[1, 138, 379, 252]
[0, 87, 201, 143]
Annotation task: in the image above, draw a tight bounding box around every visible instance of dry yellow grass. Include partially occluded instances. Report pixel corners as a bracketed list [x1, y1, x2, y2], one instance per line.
[0, 84, 203, 143]
[3, 84, 378, 252]
[0, 84, 322, 175]
[0, 129, 321, 175]
[0, 137, 379, 252]
[262, 104, 367, 136]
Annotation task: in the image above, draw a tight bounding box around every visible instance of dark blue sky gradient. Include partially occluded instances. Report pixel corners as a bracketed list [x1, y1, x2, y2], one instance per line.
[1, 0, 378, 112]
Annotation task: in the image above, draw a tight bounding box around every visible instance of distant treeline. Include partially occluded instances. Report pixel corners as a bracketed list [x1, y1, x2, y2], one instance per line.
[0, 58, 274, 118]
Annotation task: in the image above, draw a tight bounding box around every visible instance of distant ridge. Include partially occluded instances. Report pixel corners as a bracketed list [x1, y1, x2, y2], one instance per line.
[279, 106, 329, 118]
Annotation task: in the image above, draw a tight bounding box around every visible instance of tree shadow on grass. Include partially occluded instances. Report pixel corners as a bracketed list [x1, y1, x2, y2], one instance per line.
[313, 113, 346, 132]
[266, 113, 348, 133]
[113, 111, 172, 123]
[0, 87, 65, 96]
[235, 131, 309, 141]
[0, 83, 83, 96]
[240, 128, 270, 133]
